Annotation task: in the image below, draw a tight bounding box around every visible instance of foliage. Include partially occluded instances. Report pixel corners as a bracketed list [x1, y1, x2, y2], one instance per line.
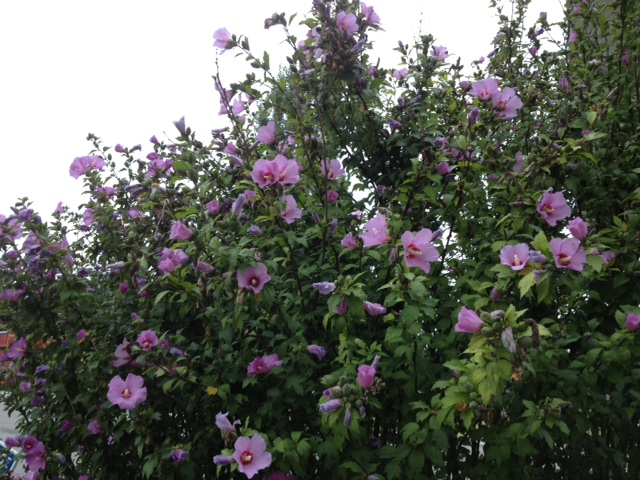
[1, 0, 640, 478]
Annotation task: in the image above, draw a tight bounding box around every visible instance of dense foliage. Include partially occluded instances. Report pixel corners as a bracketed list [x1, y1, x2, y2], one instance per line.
[1, 0, 640, 478]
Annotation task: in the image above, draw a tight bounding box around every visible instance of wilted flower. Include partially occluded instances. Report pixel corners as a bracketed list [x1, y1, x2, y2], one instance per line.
[334, 297, 348, 315]
[363, 301, 386, 315]
[343, 406, 353, 426]
[501, 327, 517, 353]
[313, 282, 336, 295]
[196, 261, 214, 274]
[280, 195, 302, 224]
[213, 454, 234, 466]
[319, 399, 342, 413]
[307, 345, 327, 361]
[215, 412, 240, 433]
[173, 116, 187, 136]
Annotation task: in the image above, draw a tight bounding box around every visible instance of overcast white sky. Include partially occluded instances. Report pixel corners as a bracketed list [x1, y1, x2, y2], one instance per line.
[0, 0, 562, 219]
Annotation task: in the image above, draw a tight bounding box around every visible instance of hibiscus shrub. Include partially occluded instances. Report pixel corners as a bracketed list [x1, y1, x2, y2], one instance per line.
[2, 0, 640, 479]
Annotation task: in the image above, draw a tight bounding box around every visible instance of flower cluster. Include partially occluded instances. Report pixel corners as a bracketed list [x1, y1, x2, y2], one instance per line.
[469, 77, 523, 119]
[251, 155, 300, 188]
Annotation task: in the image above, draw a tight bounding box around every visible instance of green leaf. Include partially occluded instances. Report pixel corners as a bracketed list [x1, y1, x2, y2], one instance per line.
[154, 290, 171, 305]
[400, 305, 420, 324]
[401, 422, 420, 441]
[468, 334, 488, 350]
[587, 254, 605, 272]
[172, 160, 191, 172]
[531, 230, 549, 253]
[519, 271, 536, 298]
[340, 461, 363, 474]
[142, 456, 158, 478]
[583, 131, 607, 141]
[408, 450, 425, 472]
[409, 280, 427, 300]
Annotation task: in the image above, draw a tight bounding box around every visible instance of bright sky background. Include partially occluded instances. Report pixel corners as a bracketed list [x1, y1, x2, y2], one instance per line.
[0, 0, 563, 219]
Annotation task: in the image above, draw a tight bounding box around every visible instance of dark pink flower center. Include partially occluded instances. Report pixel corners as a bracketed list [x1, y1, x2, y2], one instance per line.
[240, 452, 253, 464]
[407, 244, 421, 257]
[250, 277, 260, 287]
[122, 388, 131, 399]
[542, 204, 554, 214]
[264, 173, 274, 182]
[558, 254, 572, 266]
[512, 255, 522, 266]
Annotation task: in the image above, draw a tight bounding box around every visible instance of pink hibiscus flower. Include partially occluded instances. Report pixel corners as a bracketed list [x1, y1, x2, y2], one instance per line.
[237, 263, 272, 293]
[455, 307, 484, 334]
[537, 191, 572, 226]
[107, 374, 148, 410]
[499, 243, 531, 271]
[549, 237, 587, 272]
[401, 229, 439, 274]
[247, 354, 283, 377]
[233, 435, 272, 479]
[361, 213, 390, 247]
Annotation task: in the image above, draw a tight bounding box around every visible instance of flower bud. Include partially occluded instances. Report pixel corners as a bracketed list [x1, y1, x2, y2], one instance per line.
[343, 406, 352, 426]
